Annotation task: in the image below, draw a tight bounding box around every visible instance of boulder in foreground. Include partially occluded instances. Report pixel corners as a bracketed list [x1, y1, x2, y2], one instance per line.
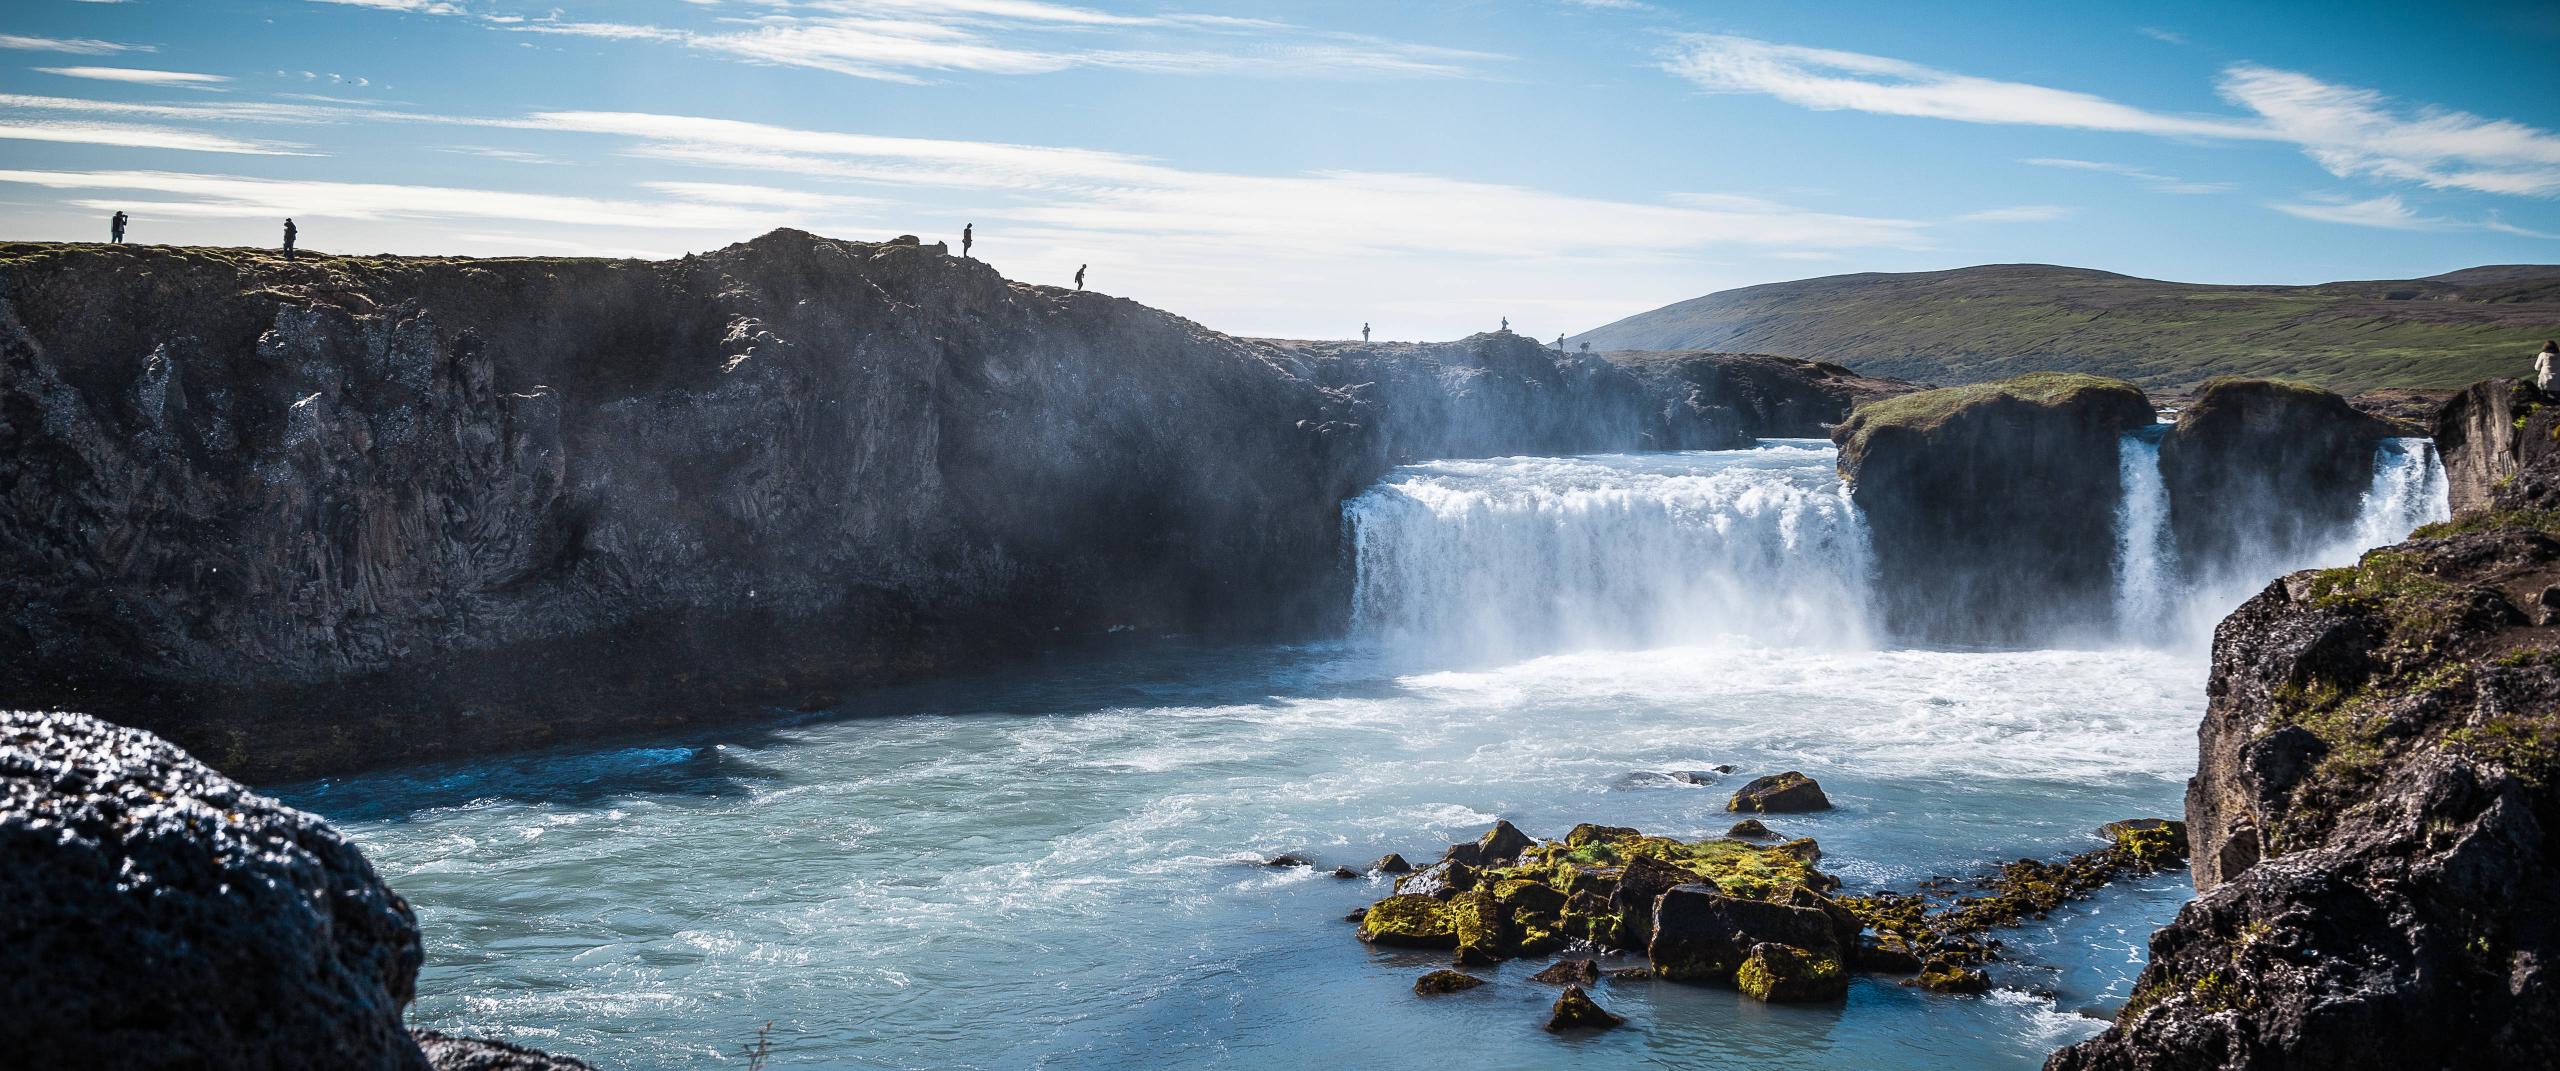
[1727, 771, 1832, 813]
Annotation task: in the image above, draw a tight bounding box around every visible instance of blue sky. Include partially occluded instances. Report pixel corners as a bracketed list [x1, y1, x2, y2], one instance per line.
[2, 0, 2555, 340]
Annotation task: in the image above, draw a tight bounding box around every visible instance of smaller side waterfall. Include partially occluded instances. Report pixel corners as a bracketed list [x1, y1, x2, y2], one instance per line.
[2112, 427, 2178, 637]
[2342, 438, 2452, 553]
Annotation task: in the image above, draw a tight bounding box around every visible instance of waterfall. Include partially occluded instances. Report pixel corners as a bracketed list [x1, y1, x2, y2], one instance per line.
[1346, 441, 1874, 662]
[2341, 438, 2451, 552]
[2111, 427, 2178, 638]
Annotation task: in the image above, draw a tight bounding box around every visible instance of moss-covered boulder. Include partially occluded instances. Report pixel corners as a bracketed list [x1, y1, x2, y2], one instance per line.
[1727, 771, 1831, 813]
[1911, 961, 1990, 994]
[1359, 895, 1458, 948]
[1529, 958, 1601, 986]
[1833, 372, 2154, 645]
[1413, 970, 1485, 995]
[1736, 942, 1848, 1002]
[1648, 884, 1848, 983]
[1543, 984, 1624, 1032]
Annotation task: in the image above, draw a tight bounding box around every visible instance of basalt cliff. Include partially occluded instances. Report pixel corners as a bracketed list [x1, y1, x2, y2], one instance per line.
[0, 231, 1892, 780]
[2049, 379, 2560, 1070]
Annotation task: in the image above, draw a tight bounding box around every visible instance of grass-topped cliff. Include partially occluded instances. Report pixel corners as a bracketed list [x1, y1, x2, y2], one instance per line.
[1569, 263, 2560, 395]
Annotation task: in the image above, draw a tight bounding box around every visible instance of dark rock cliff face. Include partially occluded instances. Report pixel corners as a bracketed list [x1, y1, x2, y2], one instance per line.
[2050, 390, 2560, 1070]
[2432, 377, 2560, 515]
[1, 709, 588, 1069]
[1, 233, 1874, 781]
[1609, 349, 1917, 445]
[1832, 373, 2155, 646]
[2160, 378, 2395, 588]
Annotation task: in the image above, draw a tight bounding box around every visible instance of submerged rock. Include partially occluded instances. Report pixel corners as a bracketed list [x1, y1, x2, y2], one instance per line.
[1911, 962, 1991, 995]
[1529, 958, 1602, 986]
[1833, 372, 2155, 645]
[1372, 853, 1413, 874]
[1725, 819, 1776, 839]
[1543, 985, 1624, 1032]
[1736, 942, 1848, 1003]
[1727, 771, 1832, 813]
[1264, 854, 1313, 868]
[1330, 866, 1360, 879]
[1412, 970, 1487, 996]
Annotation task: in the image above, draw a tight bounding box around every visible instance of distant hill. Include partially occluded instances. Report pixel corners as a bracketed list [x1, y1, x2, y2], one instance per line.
[1568, 263, 2560, 395]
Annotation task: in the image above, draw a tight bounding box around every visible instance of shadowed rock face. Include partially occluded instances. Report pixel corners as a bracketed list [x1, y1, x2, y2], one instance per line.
[2433, 377, 2560, 515]
[1, 233, 1879, 780]
[0, 709, 428, 1069]
[1833, 373, 2155, 646]
[2159, 378, 2394, 587]
[2048, 411, 2560, 1069]
[1605, 350, 1918, 445]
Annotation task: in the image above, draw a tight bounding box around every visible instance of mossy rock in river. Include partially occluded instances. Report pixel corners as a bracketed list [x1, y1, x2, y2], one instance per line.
[1360, 895, 1458, 947]
[1736, 942, 1848, 1002]
[1727, 771, 1832, 813]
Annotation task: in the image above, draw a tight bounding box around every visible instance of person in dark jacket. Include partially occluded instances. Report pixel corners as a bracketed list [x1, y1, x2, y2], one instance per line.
[282, 218, 298, 261]
[110, 211, 127, 244]
[962, 223, 973, 258]
[1074, 264, 1085, 291]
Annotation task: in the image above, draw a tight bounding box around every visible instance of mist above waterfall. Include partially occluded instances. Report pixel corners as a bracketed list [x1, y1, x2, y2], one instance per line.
[1350, 436, 2449, 663]
[1346, 441, 1873, 662]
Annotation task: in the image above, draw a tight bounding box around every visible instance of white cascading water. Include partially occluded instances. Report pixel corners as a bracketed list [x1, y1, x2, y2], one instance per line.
[2343, 438, 2452, 551]
[1346, 441, 1875, 662]
[2112, 427, 2180, 638]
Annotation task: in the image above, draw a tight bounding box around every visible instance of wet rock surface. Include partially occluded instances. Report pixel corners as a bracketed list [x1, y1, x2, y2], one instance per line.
[0, 710, 585, 1070]
[1542, 985, 1623, 1032]
[1726, 771, 1832, 813]
[1412, 970, 1486, 996]
[1834, 372, 2156, 645]
[2052, 405, 2560, 1069]
[413, 1032, 595, 1071]
[1, 237, 1888, 781]
[2159, 378, 2395, 586]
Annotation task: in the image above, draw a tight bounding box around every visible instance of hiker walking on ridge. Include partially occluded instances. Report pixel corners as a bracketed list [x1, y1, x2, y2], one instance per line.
[282, 218, 297, 261]
[1362, 323, 1370, 343]
[110, 211, 127, 244]
[962, 223, 973, 259]
[1074, 264, 1086, 291]
[2538, 340, 2558, 391]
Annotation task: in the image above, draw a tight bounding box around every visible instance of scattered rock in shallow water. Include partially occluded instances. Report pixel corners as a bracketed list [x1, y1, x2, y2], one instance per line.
[1330, 867, 1359, 879]
[1344, 910, 1367, 923]
[1413, 970, 1486, 996]
[1394, 858, 1479, 899]
[0, 711, 430, 1070]
[1607, 967, 1651, 981]
[1359, 894, 1460, 948]
[1910, 962, 1991, 994]
[1264, 854, 1313, 868]
[1726, 819, 1776, 839]
[1649, 884, 1849, 984]
[1476, 820, 1536, 863]
[414, 1031, 595, 1071]
[1543, 985, 1624, 1032]
[1727, 771, 1831, 813]
[1566, 823, 1641, 847]
[1669, 770, 1720, 785]
[1529, 958, 1602, 986]
[1854, 932, 1924, 973]
[1736, 942, 1848, 1003]
[1372, 853, 1412, 874]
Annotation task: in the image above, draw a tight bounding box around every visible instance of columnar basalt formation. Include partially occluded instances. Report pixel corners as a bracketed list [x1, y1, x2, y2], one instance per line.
[1832, 372, 2156, 645]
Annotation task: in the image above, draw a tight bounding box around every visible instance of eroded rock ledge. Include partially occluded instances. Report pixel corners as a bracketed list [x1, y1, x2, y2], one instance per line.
[2050, 381, 2560, 1070]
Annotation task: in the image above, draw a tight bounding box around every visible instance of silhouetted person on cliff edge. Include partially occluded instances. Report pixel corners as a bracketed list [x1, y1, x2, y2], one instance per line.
[110, 211, 127, 244]
[2538, 340, 2558, 391]
[1362, 322, 1371, 342]
[1499, 316, 1508, 332]
[1074, 264, 1086, 291]
[1555, 333, 1566, 350]
[962, 223, 973, 258]
[282, 218, 297, 261]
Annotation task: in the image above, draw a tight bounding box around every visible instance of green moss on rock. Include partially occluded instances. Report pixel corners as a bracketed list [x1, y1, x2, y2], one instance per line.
[1736, 942, 1847, 1002]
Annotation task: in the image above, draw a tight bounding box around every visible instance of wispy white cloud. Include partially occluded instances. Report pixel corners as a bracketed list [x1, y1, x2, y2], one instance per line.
[36, 66, 230, 86]
[0, 118, 312, 156]
[2218, 64, 2560, 197]
[2023, 157, 2234, 195]
[0, 167, 857, 230]
[1954, 204, 2074, 223]
[2269, 192, 2441, 230]
[0, 34, 153, 55]
[1660, 34, 2263, 139]
[309, 0, 466, 13]
[2137, 27, 2186, 46]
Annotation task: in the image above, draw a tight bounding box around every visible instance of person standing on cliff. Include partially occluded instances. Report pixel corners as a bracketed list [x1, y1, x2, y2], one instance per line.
[1499, 316, 1508, 332]
[2539, 341, 2559, 390]
[110, 211, 127, 244]
[282, 218, 297, 261]
[1074, 264, 1086, 291]
[1555, 333, 1566, 350]
[1362, 323, 1371, 342]
[962, 223, 973, 258]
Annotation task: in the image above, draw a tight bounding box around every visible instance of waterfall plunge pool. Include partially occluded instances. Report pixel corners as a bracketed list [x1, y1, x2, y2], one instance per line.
[287, 439, 2443, 1069]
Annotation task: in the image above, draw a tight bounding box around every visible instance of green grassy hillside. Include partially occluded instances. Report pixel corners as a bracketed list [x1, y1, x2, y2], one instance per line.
[1568, 264, 2560, 395]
